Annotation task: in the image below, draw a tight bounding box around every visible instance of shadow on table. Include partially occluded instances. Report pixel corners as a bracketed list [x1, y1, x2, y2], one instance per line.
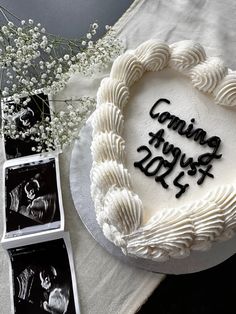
[137, 253, 235, 314]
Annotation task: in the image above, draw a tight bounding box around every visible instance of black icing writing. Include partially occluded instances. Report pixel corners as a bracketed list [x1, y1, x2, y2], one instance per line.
[173, 172, 189, 199]
[187, 161, 199, 176]
[179, 153, 193, 168]
[134, 144, 214, 198]
[134, 98, 222, 198]
[134, 146, 170, 189]
[148, 128, 216, 179]
[149, 98, 222, 162]
[149, 129, 181, 167]
[197, 164, 214, 185]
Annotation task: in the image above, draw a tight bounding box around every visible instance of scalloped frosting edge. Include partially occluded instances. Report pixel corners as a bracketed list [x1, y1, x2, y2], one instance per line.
[90, 39, 236, 261]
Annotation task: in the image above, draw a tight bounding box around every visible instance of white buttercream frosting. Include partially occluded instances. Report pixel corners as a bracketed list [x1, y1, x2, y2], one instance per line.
[206, 185, 236, 232]
[213, 71, 236, 106]
[90, 160, 131, 200]
[90, 39, 236, 262]
[110, 53, 144, 86]
[169, 40, 206, 72]
[125, 207, 194, 260]
[92, 102, 124, 135]
[102, 223, 126, 247]
[124, 184, 236, 259]
[97, 78, 129, 110]
[190, 57, 228, 93]
[104, 187, 142, 234]
[134, 40, 170, 71]
[91, 132, 125, 164]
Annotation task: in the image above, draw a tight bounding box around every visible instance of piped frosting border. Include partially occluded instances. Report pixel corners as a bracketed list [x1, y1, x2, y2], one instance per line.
[90, 40, 236, 261]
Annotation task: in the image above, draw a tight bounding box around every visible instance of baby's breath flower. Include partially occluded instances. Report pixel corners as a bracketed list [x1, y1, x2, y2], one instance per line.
[92, 23, 98, 29]
[63, 54, 69, 61]
[2, 25, 8, 33]
[45, 47, 51, 53]
[88, 41, 93, 48]
[0, 10, 123, 152]
[86, 33, 92, 39]
[2, 90, 8, 97]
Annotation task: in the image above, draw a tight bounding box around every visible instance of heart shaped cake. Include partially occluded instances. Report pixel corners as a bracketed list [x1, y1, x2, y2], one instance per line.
[90, 40, 236, 261]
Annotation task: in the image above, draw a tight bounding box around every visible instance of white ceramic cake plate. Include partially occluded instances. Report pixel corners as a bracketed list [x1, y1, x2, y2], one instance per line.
[69, 121, 236, 274]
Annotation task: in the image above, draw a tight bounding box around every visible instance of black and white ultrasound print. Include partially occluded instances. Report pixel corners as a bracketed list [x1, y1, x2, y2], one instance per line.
[2, 93, 51, 160]
[8, 237, 79, 314]
[4, 157, 62, 238]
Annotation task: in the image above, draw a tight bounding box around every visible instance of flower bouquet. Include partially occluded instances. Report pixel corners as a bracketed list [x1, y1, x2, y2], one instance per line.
[0, 5, 123, 157]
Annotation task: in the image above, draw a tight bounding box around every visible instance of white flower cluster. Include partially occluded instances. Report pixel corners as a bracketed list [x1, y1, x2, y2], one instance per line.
[0, 19, 123, 99]
[0, 11, 123, 152]
[39, 97, 96, 152]
[2, 96, 96, 152]
[70, 28, 123, 77]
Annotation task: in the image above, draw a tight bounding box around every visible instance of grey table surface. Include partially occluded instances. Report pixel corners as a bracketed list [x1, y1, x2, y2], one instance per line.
[0, 0, 133, 38]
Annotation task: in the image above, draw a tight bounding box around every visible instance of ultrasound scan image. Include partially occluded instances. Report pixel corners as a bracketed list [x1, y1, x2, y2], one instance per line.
[8, 239, 77, 314]
[3, 93, 51, 160]
[5, 158, 61, 237]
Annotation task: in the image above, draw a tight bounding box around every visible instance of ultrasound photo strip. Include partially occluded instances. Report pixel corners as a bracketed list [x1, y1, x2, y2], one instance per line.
[1, 92, 52, 160]
[7, 233, 80, 314]
[2, 155, 65, 247]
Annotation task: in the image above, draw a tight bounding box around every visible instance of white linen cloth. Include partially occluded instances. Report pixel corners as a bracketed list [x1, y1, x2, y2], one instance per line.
[1, 0, 236, 313]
